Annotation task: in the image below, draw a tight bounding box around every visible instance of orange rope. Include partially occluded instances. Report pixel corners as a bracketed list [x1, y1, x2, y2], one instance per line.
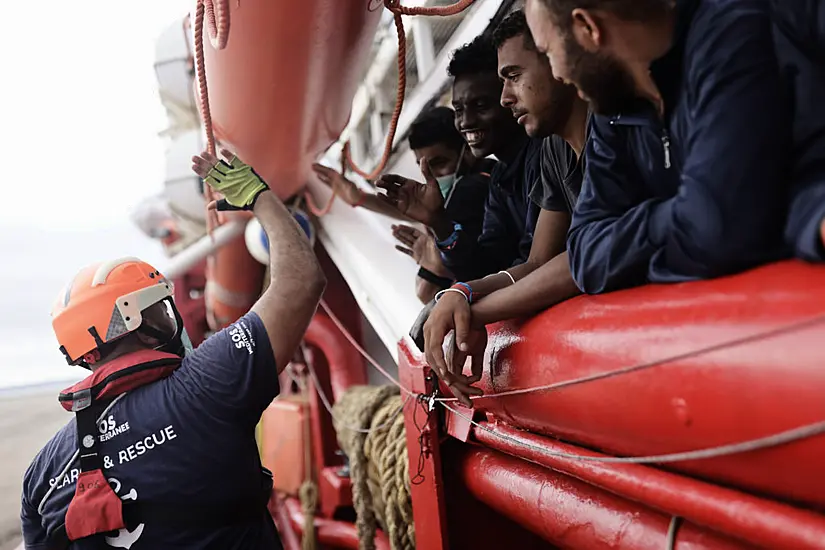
[194, 0, 230, 232]
[387, 0, 476, 16]
[342, 0, 476, 180]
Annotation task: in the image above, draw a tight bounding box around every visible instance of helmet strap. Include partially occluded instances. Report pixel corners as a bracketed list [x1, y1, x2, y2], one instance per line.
[82, 350, 101, 366]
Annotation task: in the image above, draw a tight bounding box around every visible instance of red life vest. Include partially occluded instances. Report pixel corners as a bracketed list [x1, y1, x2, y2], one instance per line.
[58, 349, 181, 541]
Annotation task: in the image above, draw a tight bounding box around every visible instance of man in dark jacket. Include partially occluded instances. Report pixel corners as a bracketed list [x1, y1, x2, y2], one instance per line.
[525, 0, 799, 293]
[773, 1, 825, 262]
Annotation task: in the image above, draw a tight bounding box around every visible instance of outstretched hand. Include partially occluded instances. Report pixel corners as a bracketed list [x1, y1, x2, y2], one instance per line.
[376, 158, 445, 227]
[191, 149, 268, 211]
[311, 163, 363, 206]
[391, 224, 446, 274]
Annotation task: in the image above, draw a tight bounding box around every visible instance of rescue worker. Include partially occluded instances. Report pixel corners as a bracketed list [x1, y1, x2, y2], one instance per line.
[20, 150, 326, 549]
[524, 0, 825, 292]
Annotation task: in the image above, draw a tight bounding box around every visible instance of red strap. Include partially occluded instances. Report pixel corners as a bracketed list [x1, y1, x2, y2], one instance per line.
[60, 350, 180, 412]
[65, 469, 124, 540]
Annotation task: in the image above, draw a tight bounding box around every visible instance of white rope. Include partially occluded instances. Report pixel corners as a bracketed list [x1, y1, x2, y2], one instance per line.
[666, 516, 681, 550]
[319, 299, 413, 395]
[317, 298, 825, 466]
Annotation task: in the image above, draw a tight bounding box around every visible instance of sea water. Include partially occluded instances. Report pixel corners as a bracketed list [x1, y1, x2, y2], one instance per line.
[0, 331, 83, 392]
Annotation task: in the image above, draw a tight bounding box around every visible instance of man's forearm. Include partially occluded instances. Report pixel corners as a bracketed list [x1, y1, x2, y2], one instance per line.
[254, 191, 323, 285]
[470, 253, 580, 327]
[359, 194, 413, 222]
[460, 259, 541, 298]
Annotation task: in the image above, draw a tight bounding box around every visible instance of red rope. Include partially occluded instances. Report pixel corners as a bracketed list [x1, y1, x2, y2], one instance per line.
[192, 0, 476, 222]
[342, 0, 476, 180]
[387, 0, 475, 16]
[194, 0, 231, 232]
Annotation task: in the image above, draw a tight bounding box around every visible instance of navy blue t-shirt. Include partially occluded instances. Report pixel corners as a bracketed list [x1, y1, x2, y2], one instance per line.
[21, 312, 283, 550]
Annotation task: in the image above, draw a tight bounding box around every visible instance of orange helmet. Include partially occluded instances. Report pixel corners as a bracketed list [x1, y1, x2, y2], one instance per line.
[51, 257, 176, 367]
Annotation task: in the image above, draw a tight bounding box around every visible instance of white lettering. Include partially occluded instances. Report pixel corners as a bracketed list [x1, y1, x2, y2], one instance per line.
[229, 321, 255, 355]
[99, 420, 131, 443]
[49, 468, 80, 489]
[112, 424, 177, 467]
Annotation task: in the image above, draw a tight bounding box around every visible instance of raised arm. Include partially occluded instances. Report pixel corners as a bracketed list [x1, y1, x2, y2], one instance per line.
[251, 191, 326, 370]
[193, 150, 326, 371]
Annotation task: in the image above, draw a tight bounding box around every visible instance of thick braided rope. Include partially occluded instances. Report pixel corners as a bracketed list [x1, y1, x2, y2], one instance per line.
[333, 385, 400, 550]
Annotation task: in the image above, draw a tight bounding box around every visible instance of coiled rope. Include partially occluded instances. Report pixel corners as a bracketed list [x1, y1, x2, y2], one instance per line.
[333, 385, 415, 550]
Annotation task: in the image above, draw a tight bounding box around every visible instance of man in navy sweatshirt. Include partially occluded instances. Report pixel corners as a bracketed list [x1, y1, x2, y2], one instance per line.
[525, 0, 825, 292]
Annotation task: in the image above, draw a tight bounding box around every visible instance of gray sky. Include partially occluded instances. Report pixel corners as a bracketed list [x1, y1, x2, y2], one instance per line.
[0, 1, 193, 387]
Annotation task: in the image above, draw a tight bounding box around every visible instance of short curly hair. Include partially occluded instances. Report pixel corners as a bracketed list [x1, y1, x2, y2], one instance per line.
[447, 33, 498, 79]
[491, 10, 536, 51]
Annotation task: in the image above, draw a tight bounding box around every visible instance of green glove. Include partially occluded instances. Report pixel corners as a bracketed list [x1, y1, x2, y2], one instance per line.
[204, 155, 269, 210]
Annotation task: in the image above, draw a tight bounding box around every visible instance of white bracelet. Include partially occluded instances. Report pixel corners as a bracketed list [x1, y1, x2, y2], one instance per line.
[434, 288, 469, 303]
[497, 270, 516, 285]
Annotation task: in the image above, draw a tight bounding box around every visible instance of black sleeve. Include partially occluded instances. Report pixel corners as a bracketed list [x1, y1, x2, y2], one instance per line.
[445, 172, 491, 247]
[440, 183, 520, 281]
[530, 136, 575, 212]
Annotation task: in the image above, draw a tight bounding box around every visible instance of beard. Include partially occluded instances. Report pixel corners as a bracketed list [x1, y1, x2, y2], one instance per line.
[563, 34, 638, 116]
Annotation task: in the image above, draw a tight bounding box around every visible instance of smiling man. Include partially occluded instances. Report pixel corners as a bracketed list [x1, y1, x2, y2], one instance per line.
[522, 0, 825, 292]
[421, 10, 593, 403]
[378, 34, 539, 282]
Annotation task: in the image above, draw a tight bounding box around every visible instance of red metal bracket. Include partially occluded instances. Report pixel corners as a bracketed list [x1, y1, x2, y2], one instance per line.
[399, 341, 450, 550]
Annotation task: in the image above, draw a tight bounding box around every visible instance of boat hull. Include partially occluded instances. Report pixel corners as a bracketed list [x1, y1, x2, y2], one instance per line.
[468, 261, 825, 509]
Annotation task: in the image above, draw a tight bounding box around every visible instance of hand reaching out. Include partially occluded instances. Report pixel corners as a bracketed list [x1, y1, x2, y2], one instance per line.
[191, 149, 269, 211]
[376, 158, 446, 228]
[391, 224, 448, 275]
[311, 163, 363, 206]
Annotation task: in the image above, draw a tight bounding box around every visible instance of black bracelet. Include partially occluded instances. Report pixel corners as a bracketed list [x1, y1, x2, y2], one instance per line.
[417, 266, 453, 290]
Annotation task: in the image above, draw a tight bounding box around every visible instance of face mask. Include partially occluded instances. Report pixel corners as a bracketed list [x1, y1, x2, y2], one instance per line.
[433, 145, 467, 200]
[436, 174, 456, 198]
